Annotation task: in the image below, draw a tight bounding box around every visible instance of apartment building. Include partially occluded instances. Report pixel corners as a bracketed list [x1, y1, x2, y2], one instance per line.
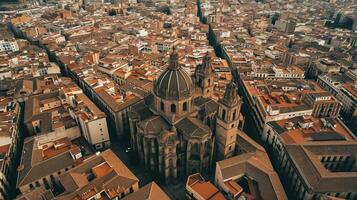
[16, 136, 83, 194]
[0, 98, 21, 199]
[241, 79, 340, 133]
[16, 149, 143, 200]
[262, 115, 357, 199]
[318, 73, 357, 118]
[24, 81, 110, 150]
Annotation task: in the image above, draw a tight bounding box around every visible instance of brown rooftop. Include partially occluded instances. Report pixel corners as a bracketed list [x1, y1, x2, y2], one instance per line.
[92, 162, 112, 178]
[123, 182, 170, 200]
[186, 173, 226, 200]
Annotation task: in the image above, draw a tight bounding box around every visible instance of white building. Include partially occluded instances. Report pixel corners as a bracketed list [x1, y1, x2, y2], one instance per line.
[0, 40, 19, 52]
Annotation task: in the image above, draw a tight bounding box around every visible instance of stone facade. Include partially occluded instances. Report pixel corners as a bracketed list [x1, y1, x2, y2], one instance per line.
[128, 50, 243, 183]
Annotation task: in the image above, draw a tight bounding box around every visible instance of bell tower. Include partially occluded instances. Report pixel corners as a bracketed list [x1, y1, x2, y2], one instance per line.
[215, 80, 242, 160]
[193, 52, 215, 98]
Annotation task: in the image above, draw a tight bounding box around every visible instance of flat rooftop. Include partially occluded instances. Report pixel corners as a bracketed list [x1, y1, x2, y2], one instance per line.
[267, 116, 355, 144]
[243, 79, 332, 114]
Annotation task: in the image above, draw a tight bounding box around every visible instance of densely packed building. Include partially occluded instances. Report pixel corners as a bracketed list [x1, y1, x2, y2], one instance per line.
[198, 0, 357, 199]
[241, 79, 342, 132]
[23, 78, 111, 150]
[0, 98, 21, 199]
[0, 0, 356, 199]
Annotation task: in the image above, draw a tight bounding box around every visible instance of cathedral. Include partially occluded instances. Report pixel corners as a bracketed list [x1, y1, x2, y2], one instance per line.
[128, 49, 244, 183]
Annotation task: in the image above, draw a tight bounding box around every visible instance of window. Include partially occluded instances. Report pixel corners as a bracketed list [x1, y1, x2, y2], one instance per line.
[221, 109, 226, 121]
[183, 102, 187, 111]
[35, 181, 40, 187]
[233, 109, 236, 120]
[171, 104, 176, 113]
[43, 178, 50, 189]
[160, 101, 164, 111]
[29, 184, 34, 190]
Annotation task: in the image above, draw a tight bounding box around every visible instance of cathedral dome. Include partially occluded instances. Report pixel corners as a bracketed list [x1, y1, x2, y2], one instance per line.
[154, 49, 193, 100]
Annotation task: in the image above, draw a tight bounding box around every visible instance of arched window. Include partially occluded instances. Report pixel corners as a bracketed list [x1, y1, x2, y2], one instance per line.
[222, 109, 226, 121]
[160, 101, 164, 111]
[183, 102, 187, 111]
[171, 104, 176, 113]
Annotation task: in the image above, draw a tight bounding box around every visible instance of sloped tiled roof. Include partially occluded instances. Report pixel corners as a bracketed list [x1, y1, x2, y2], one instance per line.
[123, 182, 170, 200]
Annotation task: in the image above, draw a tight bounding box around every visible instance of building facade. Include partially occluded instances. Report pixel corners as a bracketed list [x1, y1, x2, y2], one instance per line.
[128, 50, 243, 183]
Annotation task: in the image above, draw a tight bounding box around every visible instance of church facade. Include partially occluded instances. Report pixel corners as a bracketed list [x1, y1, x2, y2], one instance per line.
[128, 49, 243, 183]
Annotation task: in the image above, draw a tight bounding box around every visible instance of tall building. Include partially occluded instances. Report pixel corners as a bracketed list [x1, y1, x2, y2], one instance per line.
[129, 49, 243, 183]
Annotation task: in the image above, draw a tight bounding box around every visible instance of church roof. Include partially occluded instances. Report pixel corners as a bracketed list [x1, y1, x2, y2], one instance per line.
[123, 181, 170, 200]
[194, 96, 219, 115]
[175, 117, 212, 140]
[138, 115, 171, 134]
